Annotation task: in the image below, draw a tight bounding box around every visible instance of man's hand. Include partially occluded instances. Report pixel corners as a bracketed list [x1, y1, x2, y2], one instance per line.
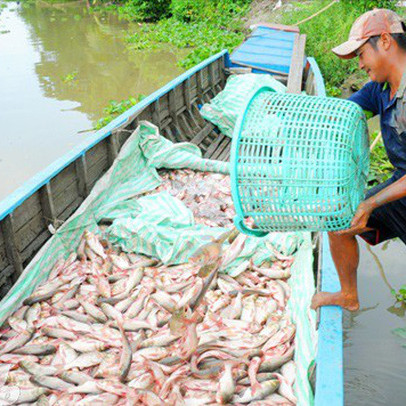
[334, 200, 374, 236]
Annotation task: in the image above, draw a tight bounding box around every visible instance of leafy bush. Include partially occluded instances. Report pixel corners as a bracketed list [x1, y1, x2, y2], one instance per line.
[125, 0, 250, 69]
[344, 0, 398, 12]
[116, 0, 171, 22]
[170, 0, 249, 24]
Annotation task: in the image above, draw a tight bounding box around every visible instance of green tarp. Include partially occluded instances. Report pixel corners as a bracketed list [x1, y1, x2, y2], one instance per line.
[200, 73, 287, 137]
[0, 119, 316, 405]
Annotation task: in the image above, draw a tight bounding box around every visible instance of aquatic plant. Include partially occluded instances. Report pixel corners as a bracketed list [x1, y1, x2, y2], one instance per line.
[62, 71, 78, 83]
[95, 95, 145, 129]
[391, 285, 406, 304]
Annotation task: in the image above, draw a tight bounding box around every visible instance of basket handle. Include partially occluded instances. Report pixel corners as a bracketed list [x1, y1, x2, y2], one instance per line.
[233, 216, 268, 237]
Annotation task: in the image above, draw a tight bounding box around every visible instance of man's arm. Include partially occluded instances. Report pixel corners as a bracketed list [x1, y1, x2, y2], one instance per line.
[367, 174, 406, 209]
[336, 175, 406, 235]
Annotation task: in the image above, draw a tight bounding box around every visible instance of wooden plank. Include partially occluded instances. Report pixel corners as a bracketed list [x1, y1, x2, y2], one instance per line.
[12, 193, 42, 233]
[211, 137, 230, 161]
[187, 110, 201, 133]
[0, 265, 14, 288]
[213, 59, 221, 83]
[168, 89, 186, 141]
[107, 133, 119, 166]
[158, 94, 170, 124]
[179, 113, 195, 141]
[57, 196, 84, 222]
[1, 214, 23, 282]
[0, 232, 10, 270]
[287, 34, 307, 94]
[220, 55, 226, 88]
[20, 229, 51, 266]
[86, 140, 108, 170]
[208, 63, 215, 97]
[190, 123, 215, 146]
[163, 127, 177, 143]
[50, 162, 77, 198]
[218, 143, 231, 162]
[14, 211, 45, 254]
[191, 102, 206, 127]
[204, 133, 226, 159]
[39, 183, 57, 228]
[75, 155, 90, 198]
[0, 265, 14, 299]
[196, 70, 204, 103]
[152, 99, 161, 127]
[183, 79, 192, 109]
[53, 181, 81, 218]
[87, 156, 109, 190]
[116, 128, 133, 149]
[200, 66, 209, 90]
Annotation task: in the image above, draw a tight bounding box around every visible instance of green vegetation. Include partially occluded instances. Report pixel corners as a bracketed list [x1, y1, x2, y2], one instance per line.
[392, 285, 406, 304]
[368, 131, 394, 187]
[279, 0, 399, 94]
[277, 0, 399, 187]
[97, 0, 250, 69]
[62, 71, 78, 83]
[95, 95, 145, 129]
[93, 0, 398, 190]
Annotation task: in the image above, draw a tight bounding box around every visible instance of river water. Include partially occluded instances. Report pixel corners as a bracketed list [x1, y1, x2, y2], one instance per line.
[0, 0, 185, 200]
[1, 1, 406, 405]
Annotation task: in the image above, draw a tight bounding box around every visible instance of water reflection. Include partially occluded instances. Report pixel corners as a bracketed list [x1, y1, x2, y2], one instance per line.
[0, 1, 185, 199]
[18, 2, 185, 121]
[344, 238, 406, 405]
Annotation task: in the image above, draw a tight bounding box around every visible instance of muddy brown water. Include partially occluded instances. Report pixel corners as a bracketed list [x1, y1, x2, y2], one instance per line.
[1, 1, 406, 404]
[0, 0, 185, 200]
[345, 239, 406, 406]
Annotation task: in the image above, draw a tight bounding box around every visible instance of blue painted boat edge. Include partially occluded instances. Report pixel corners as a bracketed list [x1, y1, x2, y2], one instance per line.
[307, 57, 326, 97]
[0, 50, 228, 222]
[311, 55, 343, 406]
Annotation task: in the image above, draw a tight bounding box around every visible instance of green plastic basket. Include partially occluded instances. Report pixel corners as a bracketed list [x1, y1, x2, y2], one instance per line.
[230, 86, 369, 236]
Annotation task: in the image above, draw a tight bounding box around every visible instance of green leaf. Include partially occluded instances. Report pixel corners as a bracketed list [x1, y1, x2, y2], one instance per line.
[392, 328, 406, 339]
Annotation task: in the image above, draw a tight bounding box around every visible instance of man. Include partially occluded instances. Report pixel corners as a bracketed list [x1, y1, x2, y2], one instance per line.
[311, 9, 406, 311]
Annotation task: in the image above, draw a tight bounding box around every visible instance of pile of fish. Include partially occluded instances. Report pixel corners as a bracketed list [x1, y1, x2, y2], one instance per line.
[0, 170, 298, 405]
[155, 169, 234, 228]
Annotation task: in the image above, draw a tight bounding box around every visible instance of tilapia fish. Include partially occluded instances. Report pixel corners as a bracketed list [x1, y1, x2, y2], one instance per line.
[0, 170, 297, 405]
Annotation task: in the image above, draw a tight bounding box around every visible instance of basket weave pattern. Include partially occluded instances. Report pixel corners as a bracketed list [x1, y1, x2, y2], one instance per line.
[231, 88, 369, 234]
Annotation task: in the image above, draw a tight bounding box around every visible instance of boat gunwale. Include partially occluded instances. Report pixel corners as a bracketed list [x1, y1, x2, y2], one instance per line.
[0, 44, 344, 405]
[308, 55, 344, 406]
[0, 50, 228, 222]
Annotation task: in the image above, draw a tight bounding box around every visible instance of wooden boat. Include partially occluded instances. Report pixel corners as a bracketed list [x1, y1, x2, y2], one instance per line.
[0, 25, 343, 405]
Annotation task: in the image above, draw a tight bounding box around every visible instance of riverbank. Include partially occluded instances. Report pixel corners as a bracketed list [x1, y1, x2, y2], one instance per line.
[92, 0, 399, 187]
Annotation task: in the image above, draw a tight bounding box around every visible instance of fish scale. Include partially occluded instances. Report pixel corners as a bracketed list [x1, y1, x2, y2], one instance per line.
[0, 169, 297, 405]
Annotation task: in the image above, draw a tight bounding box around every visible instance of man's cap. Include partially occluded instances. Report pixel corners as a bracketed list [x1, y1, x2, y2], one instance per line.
[332, 9, 405, 59]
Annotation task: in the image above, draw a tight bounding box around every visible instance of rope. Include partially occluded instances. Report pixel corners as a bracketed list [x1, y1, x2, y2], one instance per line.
[293, 0, 339, 26]
[370, 131, 382, 152]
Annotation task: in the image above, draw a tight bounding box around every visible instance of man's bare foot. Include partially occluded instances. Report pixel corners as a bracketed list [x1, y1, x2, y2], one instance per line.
[311, 291, 360, 311]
